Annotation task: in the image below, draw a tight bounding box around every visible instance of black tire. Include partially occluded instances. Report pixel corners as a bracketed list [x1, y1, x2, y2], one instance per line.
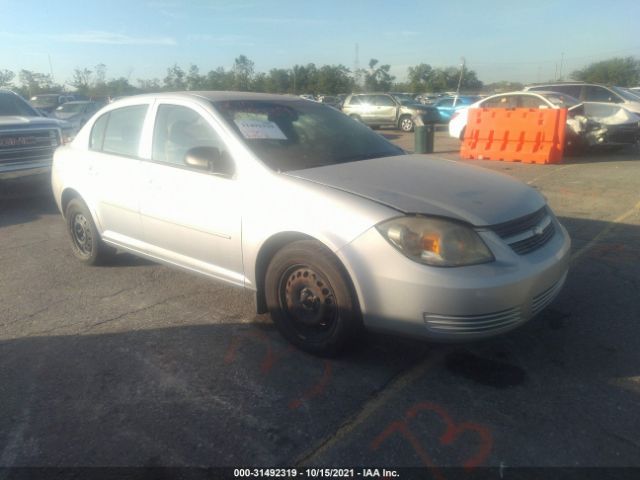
[399, 115, 414, 132]
[265, 240, 361, 356]
[459, 127, 466, 141]
[65, 198, 114, 265]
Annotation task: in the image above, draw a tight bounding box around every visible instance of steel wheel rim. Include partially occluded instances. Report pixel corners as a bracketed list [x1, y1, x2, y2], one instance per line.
[71, 213, 93, 256]
[278, 264, 339, 342]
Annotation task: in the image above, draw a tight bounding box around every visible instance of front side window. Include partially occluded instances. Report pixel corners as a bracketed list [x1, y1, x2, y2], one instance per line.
[374, 95, 396, 107]
[213, 99, 404, 172]
[436, 98, 454, 107]
[152, 104, 227, 166]
[101, 105, 149, 157]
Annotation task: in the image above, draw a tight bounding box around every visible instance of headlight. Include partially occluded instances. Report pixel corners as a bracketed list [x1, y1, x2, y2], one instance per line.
[61, 129, 75, 144]
[376, 216, 494, 267]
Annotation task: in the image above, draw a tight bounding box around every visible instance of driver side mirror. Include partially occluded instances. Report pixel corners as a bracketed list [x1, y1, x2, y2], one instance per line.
[184, 146, 234, 177]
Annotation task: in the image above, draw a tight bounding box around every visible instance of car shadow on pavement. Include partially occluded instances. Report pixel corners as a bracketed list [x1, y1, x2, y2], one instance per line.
[562, 145, 640, 164]
[0, 189, 58, 229]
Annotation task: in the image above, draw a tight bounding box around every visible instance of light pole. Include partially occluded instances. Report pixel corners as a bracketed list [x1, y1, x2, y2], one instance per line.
[454, 57, 465, 107]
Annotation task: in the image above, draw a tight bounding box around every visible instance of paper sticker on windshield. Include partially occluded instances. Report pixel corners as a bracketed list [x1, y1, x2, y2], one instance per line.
[234, 119, 287, 140]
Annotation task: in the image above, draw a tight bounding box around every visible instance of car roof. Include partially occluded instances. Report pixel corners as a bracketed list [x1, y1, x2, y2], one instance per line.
[127, 91, 304, 102]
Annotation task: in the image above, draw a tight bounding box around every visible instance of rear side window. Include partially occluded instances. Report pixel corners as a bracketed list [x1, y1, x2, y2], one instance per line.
[89, 113, 109, 150]
[481, 95, 516, 108]
[99, 105, 149, 157]
[584, 86, 622, 103]
[532, 85, 582, 99]
[519, 95, 548, 108]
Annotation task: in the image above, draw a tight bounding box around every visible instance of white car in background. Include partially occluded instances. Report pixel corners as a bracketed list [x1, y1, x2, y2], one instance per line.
[448, 91, 579, 140]
[449, 91, 640, 148]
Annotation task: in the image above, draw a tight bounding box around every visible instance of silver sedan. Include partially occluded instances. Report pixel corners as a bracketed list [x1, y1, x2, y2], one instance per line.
[51, 92, 571, 354]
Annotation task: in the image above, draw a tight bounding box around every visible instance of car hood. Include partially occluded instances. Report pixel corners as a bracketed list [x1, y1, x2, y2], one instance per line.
[52, 111, 80, 120]
[0, 115, 71, 129]
[285, 155, 545, 226]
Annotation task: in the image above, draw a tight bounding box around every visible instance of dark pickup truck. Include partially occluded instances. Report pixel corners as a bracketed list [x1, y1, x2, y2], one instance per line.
[1, 89, 73, 180]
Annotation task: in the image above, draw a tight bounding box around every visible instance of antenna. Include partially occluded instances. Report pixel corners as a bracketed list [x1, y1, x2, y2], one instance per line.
[354, 43, 360, 89]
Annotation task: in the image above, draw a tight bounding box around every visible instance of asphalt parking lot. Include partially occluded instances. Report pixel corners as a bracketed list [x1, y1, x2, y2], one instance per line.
[1, 131, 639, 474]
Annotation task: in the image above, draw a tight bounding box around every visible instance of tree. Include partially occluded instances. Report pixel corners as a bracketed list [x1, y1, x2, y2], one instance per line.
[18, 70, 59, 97]
[205, 67, 233, 90]
[265, 68, 292, 93]
[570, 57, 640, 86]
[232, 55, 254, 91]
[0, 69, 15, 87]
[315, 65, 353, 94]
[164, 64, 186, 90]
[291, 64, 318, 94]
[483, 81, 524, 94]
[407, 63, 433, 93]
[70, 67, 93, 95]
[186, 64, 205, 90]
[138, 78, 161, 92]
[105, 77, 138, 96]
[362, 59, 395, 91]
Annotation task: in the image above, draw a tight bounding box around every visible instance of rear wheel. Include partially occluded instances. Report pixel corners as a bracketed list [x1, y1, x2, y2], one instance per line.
[265, 240, 361, 355]
[65, 198, 114, 265]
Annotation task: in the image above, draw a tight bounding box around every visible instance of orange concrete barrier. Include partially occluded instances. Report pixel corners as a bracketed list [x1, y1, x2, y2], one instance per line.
[460, 108, 567, 164]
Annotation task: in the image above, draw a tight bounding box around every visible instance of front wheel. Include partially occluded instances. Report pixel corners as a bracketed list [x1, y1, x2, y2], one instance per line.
[399, 116, 414, 132]
[265, 240, 361, 355]
[65, 198, 114, 265]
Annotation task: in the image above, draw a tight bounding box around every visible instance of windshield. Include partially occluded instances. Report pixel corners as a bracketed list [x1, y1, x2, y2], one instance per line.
[541, 92, 580, 107]
[56, 103, 85, 113]
[612, 86, 640, 102]
[0, 92, 39, 116]
[30, 95, 59, 108]
[213, 99, 404, 172]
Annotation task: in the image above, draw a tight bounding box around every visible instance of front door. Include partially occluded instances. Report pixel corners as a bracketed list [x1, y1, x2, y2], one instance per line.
[140, 103, 244, 285]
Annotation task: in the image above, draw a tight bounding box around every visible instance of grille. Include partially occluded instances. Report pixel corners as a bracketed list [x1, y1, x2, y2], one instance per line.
[510, 222, 555, 255]
[0, 129, 59, 166]
[490, 207, 547, 238]
[531, 273, 567, 316]
[489, 207, 556, 255]
[423, 307, 523, 335]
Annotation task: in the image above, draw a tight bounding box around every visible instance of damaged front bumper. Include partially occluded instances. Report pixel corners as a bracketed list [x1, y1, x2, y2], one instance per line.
[567, 102, 640, 148]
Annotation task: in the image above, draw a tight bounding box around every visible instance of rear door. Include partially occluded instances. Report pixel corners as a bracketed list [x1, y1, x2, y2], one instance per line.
[87, 103, 150, 245]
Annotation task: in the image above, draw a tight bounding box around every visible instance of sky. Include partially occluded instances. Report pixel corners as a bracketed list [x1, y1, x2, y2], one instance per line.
[1, 0, 639, 88]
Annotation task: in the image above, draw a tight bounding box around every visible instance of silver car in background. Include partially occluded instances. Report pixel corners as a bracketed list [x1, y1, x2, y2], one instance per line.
[52, 92, 570, 354]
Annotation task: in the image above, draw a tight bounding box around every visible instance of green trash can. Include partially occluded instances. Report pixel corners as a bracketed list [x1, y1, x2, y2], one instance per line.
[413, 112, 438, 154]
